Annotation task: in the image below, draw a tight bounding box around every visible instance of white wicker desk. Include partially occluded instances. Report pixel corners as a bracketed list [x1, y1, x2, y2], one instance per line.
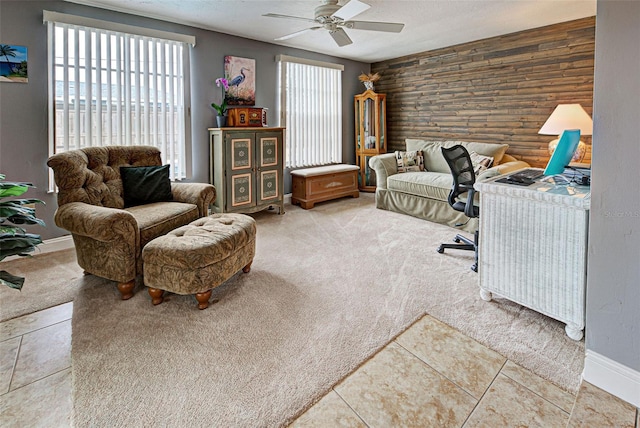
[475, 171, 590, 340]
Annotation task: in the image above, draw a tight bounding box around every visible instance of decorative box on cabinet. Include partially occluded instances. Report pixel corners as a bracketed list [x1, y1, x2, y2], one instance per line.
[209, 127, 285, 214]
[354, 89, 386, 192]
[227, 107, 268, 127]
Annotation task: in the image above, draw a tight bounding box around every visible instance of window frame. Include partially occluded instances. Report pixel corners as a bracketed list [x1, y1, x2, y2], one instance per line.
[276, 55, 344, 169]
[44, 11, 195, 189]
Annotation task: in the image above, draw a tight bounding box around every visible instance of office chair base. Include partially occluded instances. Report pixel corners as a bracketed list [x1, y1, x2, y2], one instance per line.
[437, 243, 475, 253]
[437, 232, 478, 272]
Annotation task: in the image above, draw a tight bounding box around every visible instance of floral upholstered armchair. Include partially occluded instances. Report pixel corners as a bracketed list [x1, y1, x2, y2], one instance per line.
[47, 146, 216, 300]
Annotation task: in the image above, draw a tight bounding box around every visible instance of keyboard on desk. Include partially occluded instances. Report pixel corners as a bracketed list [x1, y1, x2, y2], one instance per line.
[496, 168, 544, 186]
[509, 168, 544, 181]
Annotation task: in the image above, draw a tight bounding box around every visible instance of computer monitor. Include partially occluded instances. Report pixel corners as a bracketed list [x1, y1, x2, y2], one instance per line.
[543, 129, 581, 176]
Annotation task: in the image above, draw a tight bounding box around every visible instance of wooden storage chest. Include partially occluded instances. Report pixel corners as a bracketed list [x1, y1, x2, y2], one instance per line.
[291, 164, 359, 209]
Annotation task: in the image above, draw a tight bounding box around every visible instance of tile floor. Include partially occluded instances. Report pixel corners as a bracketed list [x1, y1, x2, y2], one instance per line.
[0, 301, 637, 427]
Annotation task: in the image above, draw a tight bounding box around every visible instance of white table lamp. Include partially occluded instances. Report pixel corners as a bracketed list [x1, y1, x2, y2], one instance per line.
[538, 104, 593, 163]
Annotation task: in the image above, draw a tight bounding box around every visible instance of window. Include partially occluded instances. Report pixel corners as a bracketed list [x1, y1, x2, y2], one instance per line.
[277, 55, 343, 168]
[44, 11, 195, 186]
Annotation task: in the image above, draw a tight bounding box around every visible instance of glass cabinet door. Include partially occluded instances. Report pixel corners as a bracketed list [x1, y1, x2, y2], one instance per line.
[363, 98, 377, 151]
[378, 97, 385, 152]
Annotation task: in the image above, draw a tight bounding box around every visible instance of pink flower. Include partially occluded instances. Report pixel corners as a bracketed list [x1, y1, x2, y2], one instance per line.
[216, 78, 229, 91]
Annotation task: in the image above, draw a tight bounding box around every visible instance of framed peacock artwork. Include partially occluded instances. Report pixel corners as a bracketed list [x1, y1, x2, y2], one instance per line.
[224, 55, 255, 106]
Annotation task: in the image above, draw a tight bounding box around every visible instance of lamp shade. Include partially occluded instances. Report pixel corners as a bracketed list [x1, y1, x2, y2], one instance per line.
[538, 104, 593, 136]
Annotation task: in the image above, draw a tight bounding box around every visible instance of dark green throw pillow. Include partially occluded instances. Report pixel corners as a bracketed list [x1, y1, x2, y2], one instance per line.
[120, 165, 173, 207]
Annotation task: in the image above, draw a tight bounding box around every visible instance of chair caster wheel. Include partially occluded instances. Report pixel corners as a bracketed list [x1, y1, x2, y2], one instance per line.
[437, 246, 445, 254]
[471, 264, 478, 272]
[454, 237, 461, 243]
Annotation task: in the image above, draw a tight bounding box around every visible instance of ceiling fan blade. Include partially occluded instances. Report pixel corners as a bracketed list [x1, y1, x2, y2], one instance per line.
[275, 27, 322, 41]
[329, 28, 353, 47]
[262, 13, 316, 23]
[332, 0, 370, 21]
[345, 20, 405, 33]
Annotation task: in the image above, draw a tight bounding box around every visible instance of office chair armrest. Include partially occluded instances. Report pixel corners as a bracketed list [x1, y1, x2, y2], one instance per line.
[368, 154, 398, 190]
[462, 186, 477, 218]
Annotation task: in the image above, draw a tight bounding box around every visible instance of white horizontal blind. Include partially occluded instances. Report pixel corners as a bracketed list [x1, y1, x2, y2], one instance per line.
[46, 18, 190, 183]
[278, 58, 342, 168]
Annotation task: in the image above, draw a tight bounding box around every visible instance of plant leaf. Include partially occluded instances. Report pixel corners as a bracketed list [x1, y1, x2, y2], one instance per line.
[0, 225, 27, 235]
[0, 234, 41, 260]
[0, 270, 25, 290]
[0, 184, 28, 198]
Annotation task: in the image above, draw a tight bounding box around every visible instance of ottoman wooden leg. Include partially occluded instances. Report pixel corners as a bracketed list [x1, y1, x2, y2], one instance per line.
[148, 287, 164, 305]
[117, 280, 135, 300]
[242, 261, 253, 273]
[195, 290, 212, 310]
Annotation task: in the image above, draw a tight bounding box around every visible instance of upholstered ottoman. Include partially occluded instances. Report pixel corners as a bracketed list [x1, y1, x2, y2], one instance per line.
[142, 213, 256, 309]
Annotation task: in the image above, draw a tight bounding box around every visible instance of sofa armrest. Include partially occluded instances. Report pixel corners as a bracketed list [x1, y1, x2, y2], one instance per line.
[493, 160, 531, 175]
[54, 202, 138, 243]
[368, 154, 398, 190]
[477, 160, 531, 182]
[171, 183, 216, 217]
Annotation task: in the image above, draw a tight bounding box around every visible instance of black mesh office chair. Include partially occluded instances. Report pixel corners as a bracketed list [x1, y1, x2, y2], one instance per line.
[437, 145, 479, 272]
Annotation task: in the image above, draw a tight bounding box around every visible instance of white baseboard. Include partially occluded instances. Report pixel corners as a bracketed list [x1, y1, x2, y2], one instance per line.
[1, 235, 74, 263]
[583, 350, 640, 407]
[37, 235, 75, 253]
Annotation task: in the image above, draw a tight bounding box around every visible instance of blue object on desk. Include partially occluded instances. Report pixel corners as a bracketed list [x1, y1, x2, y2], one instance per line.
[544, 129, 581, 176]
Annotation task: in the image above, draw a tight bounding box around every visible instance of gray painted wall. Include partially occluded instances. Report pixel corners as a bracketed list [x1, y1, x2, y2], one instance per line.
[587, 0, 639, 371]
[0, 1, 368, 240]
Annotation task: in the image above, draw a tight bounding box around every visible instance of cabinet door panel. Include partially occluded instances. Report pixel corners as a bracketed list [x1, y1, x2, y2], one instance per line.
[226, 132, 256, 210]
[257, 132, 282, 204]
[257, 133, 280, 168]
[227, 134, 253, 171]
[229, 173, 253, 208]
[259, 170, 279, 201]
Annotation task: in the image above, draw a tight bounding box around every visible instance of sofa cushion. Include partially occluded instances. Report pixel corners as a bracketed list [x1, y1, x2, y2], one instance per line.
[395, 150, 425, 172]
[126, 202, 199, 248]
[405, 139, 509, 173]
[121, 164, 173, 207]
[387, 172, 452, 202]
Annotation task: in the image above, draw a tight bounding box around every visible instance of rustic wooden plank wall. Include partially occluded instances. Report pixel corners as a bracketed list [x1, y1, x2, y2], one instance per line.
[370, 17, 595, 167]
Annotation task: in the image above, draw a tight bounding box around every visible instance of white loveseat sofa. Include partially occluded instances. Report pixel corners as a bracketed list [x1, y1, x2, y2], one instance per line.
[368, 139, 529, 232]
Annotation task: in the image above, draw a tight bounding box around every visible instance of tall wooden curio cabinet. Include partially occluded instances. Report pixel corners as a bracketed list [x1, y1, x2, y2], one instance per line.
[354, 89, 386, 192]
[209, 127, 285, 215]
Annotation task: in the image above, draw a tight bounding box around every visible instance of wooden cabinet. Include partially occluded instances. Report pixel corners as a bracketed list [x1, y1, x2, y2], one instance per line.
[354, 90, 386, 192]
[209, 127, 285, 214]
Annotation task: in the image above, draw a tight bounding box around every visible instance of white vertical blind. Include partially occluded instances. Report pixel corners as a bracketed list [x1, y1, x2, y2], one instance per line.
[277, 56, 343, 168]
[45, 16, 192, 186]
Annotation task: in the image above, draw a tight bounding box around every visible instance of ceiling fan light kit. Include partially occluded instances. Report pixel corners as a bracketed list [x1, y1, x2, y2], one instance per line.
[264, 0, 405, 47]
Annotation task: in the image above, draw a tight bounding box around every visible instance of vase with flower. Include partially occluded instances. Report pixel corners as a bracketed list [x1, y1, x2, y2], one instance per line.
[358, 72, 380, 91]
[211, 77, 229, 128]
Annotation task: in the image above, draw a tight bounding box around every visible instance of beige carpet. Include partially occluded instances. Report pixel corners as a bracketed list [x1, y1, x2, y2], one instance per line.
[72, 194, 584, 427]
[0, 248, 84, 322]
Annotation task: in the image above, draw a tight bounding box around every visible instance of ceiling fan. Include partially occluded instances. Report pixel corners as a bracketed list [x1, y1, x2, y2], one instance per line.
[263, 0, 405, 47]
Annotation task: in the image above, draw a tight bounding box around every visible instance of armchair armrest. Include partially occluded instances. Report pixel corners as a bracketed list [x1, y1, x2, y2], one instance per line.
[171, 183, 216, 217]
[368, 154, 398, 190]
[54, 202, 138, 243]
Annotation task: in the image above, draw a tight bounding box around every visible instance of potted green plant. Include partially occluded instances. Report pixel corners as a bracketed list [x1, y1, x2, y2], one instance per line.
[0, 173, 45, 289]
[211, 77, 229, 128]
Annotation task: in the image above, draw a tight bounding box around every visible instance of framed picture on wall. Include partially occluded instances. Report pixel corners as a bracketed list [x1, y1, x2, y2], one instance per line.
[0, 44, 28, 83]
[224, 55, 255, 106]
